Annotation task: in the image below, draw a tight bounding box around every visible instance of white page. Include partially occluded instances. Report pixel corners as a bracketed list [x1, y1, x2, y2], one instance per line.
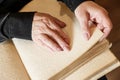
[12, 0, 104, 80]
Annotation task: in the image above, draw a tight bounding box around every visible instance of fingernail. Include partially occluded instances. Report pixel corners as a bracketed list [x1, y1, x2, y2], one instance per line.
[64, 46, 70, 51]
[83, 33, 90, 41]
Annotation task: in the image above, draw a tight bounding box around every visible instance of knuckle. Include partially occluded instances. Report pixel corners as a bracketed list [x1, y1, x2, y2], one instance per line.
[50, 31, 56, 36]
[97, 9, 108, 15]
[42, 17, 49, 21]
[37, 25, 49, 33]
[41, 34, 50, 43]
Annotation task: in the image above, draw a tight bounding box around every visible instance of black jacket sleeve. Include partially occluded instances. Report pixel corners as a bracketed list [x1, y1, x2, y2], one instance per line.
[0, 12, 34, 42]
[0, 0, 34, 42]
[0, 0, 31, 13]
[57, 0, 86, 12]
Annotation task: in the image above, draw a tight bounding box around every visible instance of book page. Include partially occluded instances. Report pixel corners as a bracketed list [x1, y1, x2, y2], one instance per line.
[64, 49, 120, 80]
[12, 0, 106, 80]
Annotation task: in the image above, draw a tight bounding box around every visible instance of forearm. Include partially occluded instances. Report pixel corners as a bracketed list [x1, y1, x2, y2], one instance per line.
[0, 0, 34, 42]
[0, 12, 34, 42]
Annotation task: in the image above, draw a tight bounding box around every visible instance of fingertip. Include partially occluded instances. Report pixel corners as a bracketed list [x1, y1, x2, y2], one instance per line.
[63, 46, 70, 52]
[83, 32, 90, 41]
[56, 47, 63, 51]
[59, 22, 66, 28]
[49, 46, 63, 52]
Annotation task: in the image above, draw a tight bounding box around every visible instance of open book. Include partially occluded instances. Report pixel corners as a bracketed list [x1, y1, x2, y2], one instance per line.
[0, 0, 120, 80]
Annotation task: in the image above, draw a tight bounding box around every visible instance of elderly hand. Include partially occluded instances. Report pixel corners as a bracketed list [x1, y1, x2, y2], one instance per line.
[32, 13, 70, 52]
[74, 1, 112, 41]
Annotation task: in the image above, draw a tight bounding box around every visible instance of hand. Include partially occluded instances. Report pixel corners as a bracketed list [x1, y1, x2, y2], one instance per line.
[74, 1, 112, 41]
[32, 12, 70, 52]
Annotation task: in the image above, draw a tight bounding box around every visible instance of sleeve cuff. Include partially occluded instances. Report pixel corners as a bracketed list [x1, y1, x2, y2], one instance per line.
[58, 0, 85, 12]
[3, 12, 35, 40]
[58, 0, 94, 12]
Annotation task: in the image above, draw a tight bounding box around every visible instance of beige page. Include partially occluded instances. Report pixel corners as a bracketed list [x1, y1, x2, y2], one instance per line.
[12, 0, 120, 80]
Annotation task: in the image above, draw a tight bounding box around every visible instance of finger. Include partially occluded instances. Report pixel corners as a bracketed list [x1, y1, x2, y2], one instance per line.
[39, 34, 63, 51]
[49, 21, 70, 44]
[33, 20, 45, 28]
[76, 12, 90, 40]
[33, 20, 50, 34]
[32, 33, 54, 52]
[56, 28, 70, 45]
[99, 27, 111, 41]
[97, 24, 104, 31]
[99, 13, 112, 41]
[34, 38, 54, 52]
[47, 28, 70, 51]
[53, 17, 66, 28]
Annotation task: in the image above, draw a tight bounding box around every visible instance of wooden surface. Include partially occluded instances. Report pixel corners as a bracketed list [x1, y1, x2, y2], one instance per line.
[95, 0, 120, 80]
[0, 41, 30, 80]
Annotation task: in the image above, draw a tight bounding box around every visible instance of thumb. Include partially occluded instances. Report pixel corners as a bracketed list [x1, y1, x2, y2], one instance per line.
[76, 13, 90, 40]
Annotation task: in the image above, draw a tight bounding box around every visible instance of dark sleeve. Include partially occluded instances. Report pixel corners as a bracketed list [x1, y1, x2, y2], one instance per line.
[0, 0, 32, 13]
[0, 12, 34, 42]
[57, 0, 91, 12]
[0, 0, 34, 42]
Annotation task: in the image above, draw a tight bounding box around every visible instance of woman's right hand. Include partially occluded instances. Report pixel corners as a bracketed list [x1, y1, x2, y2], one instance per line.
[32, 12, 70, 52]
